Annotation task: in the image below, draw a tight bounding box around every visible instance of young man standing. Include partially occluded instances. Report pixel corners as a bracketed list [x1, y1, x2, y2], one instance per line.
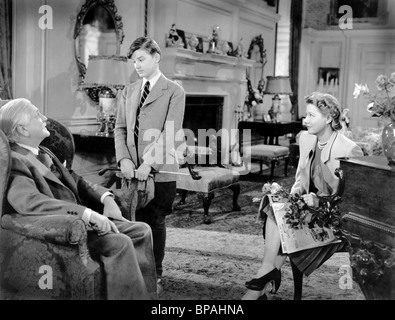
[114, 37, 186, 294]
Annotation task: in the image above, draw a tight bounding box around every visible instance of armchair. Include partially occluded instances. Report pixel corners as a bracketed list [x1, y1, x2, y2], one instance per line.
[0, 118, 137, 300]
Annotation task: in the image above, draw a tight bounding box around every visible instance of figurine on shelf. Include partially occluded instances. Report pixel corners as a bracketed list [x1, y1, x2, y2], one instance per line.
[188, 34, 199, 51]
[166, 24, 184, 48]
[207, 25, 222, 54]
[229, 37, 245, 58]
[221, 41, 231, 56]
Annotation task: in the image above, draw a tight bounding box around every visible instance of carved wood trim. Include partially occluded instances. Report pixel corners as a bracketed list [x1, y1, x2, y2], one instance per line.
[73, 0, 124, 83]
[343, 212, 395, 236]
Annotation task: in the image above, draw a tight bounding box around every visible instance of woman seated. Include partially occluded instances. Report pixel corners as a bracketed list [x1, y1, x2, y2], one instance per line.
[242, 92, 364, 300]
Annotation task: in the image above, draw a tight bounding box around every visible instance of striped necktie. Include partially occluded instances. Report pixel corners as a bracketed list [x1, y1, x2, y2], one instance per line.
[134, 80, 150, 145]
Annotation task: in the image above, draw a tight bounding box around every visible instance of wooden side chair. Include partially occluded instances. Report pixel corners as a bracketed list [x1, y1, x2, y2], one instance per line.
[249, 144, 289, 179]
[238, 122, 290, 180]
[175, 130, 241, 224]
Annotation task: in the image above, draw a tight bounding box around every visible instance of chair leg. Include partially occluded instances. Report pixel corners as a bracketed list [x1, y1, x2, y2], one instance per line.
[178, 189, 188, 205]
[259, 159, 263, 174]
[290, 259, 303, 300]
[270, 159, 276, 180]
[284, 156, 289, 177]
[228, 183, 241, 211]
[202, 193, 214, 224]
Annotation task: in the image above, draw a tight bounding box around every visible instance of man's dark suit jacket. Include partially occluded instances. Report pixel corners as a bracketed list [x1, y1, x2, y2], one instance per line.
[6, 143, 108, 218]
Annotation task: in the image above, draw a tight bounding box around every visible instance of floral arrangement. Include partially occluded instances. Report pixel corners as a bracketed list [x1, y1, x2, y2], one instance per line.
[260, 182, 342, 237]
[353, 73, 395, 121]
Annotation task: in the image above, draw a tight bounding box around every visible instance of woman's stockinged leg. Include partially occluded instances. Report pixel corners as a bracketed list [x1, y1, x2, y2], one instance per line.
[241, 218, 285, 300]
[256, 217, 284, 277]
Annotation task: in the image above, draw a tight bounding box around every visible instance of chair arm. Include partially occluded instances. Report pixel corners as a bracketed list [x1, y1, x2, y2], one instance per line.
[1, 214, 87, 246]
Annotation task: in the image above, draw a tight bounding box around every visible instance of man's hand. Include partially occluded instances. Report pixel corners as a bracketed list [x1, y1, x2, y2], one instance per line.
[302, 192, 319, 208]
[102, 195, 129, 222]
[120, 158, 136, 180]
[89, 211, 120, 235]
[135, 162, 152, 181]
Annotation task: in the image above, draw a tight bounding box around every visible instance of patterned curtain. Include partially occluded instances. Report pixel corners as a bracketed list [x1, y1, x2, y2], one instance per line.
[0, 0, 12, 100]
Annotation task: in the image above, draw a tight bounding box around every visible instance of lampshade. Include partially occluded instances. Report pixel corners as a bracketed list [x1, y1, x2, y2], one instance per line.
[264, 76, 293, 95]
[82, 55, 130, 88]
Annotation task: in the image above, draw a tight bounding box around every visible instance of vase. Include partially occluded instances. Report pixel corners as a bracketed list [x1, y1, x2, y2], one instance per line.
[381, 119, 395, 166]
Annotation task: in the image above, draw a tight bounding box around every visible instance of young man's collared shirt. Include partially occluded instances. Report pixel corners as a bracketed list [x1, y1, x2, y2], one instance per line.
[141, 71, 162, 92]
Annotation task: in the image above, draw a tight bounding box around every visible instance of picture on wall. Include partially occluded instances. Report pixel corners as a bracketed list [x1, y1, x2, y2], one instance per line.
[317, 68, 340, 85]
[327, 0, 388, 25]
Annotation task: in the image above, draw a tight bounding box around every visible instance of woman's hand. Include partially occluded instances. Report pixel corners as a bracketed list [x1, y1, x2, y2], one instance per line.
[120, 158, 135, 180]
[135, 162, 152, 181]
[302, 192, 319, 208]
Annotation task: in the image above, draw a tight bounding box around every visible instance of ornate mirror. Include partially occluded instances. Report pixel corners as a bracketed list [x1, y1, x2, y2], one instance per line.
[74, 0, 124, 83]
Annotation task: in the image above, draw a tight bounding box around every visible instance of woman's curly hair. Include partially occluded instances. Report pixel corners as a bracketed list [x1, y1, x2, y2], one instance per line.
[304, 92, 342, 131]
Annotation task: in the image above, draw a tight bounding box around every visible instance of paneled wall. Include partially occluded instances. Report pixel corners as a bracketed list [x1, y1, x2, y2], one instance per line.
[13, 0, 145, 134]
[298, 1, 395, 128]
[298, 28, 395, 128]
[150, 0, 279, 93]
[11, 0, 279, 181]
[13, 0, 278, 133]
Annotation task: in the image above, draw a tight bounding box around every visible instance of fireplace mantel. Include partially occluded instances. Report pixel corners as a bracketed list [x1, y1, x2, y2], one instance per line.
[161, 47, 255, 82]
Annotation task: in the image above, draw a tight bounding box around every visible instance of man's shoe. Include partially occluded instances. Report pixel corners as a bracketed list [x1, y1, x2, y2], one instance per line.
[157, 277, 164, 295]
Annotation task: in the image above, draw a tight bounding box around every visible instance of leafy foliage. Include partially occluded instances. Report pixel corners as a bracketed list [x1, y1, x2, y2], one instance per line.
[261, 182, 342, 238]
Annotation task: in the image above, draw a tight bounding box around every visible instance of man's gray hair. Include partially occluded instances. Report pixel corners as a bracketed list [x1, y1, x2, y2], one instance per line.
[0, 98, 36, 142]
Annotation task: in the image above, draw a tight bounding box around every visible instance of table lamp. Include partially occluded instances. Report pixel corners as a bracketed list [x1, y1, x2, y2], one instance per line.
[264, 76, 293, 123]
[81, 55, 130, 136]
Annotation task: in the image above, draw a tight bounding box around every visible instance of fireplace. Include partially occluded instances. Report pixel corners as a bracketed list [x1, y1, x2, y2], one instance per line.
[161, 47, 255, 164]
[183, 95, 223, 144]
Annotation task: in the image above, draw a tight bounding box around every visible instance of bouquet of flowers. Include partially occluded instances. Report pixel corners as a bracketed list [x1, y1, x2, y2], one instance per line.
[260, 182, 342, 237]
[353, 73, 395, 121]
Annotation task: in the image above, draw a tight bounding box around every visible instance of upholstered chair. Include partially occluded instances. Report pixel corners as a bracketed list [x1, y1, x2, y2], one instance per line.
[0, 118, 138, 299]
[175, 129, 241, 224]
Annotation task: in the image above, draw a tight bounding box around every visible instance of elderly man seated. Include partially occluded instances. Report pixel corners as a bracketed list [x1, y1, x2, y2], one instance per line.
[0, 98, 157, 300]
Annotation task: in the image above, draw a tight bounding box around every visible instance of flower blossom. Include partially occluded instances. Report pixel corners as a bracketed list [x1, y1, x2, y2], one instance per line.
[367, 102, 375, 113]
[353, 84, 369, 99]
[354, 73, 395, 120]
[376, 75, 389, 91]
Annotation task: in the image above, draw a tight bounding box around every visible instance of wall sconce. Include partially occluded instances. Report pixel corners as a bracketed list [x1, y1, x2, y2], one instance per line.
[264, 76, 293, 123]
[81, 55, 130, 136]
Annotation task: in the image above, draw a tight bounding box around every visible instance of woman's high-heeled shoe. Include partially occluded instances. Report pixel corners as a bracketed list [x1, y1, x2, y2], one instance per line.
[245, 268, 281, 293]
[257, 293, 267, 300]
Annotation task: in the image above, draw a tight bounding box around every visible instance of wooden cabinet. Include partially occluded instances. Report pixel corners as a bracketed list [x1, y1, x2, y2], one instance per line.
[340, 156, 395, 300]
